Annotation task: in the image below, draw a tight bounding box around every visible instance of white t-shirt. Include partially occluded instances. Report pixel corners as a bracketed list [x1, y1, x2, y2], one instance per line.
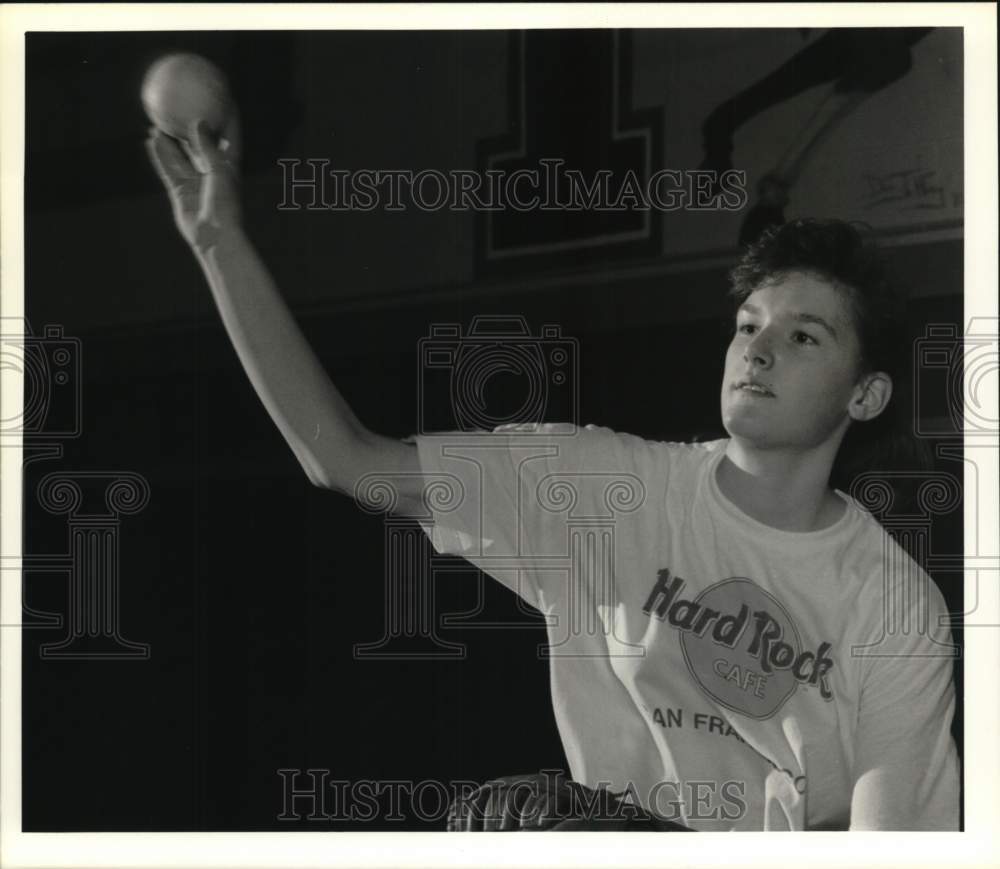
[412, 423, 960, 831]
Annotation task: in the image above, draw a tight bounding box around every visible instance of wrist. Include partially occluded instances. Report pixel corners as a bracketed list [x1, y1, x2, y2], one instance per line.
[191, 221, 247, 259]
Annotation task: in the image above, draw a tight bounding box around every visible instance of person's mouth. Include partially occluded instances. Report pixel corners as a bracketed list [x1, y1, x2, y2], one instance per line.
[732, 378, 775, 397]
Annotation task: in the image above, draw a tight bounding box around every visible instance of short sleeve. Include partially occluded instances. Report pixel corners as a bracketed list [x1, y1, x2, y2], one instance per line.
[849, 568, 961, 830]
[411, 423, 665, 612]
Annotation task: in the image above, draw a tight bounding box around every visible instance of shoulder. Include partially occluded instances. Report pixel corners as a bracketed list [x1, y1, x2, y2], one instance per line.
[415, 422, 722, 487]
[839, 501, 942, 596]
[495, 422, 719, 466]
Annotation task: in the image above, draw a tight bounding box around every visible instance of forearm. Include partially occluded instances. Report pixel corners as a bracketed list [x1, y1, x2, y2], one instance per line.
[192, 227, 366, 491]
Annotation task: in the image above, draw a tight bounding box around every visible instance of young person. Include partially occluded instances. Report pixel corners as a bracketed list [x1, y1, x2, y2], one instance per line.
[146, 120, 959, 832]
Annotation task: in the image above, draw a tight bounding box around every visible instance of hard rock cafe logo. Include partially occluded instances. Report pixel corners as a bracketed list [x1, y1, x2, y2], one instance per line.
[642, 570, 835, 719]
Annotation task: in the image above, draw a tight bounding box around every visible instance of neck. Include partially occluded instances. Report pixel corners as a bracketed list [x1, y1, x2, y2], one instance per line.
[717, 438, 844, 532]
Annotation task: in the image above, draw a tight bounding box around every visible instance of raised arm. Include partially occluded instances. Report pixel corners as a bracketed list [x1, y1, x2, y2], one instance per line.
[145, 119, 424, 515]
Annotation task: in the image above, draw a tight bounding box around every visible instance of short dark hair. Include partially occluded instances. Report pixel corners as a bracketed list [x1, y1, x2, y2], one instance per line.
[728, 218, 906, 379]
[726, 218, 929, 491]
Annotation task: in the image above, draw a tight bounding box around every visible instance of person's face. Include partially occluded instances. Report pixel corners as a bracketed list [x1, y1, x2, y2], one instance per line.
[720, 271, 869, 452]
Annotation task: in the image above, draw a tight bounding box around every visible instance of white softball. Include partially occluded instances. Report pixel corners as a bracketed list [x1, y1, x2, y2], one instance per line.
[141, 53, 232, 142]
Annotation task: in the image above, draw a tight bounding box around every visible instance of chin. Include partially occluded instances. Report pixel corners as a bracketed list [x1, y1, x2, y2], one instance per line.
[721, 413, 782, 448]
[722, 404, 765, 433]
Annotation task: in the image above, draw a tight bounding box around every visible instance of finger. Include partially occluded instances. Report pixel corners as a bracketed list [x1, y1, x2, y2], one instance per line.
[146, 129, 197, 186]
[492, 779, 538, 831]
[481, 781, 518, 832]
[145, 136, 171, 186]
[467, 776, 544, 831]
[151, 128, 197, 180]
[189, 118, 228, 174]
[178, 136, 204, 175]
[520, 790, 552, 830]
[445, 802, 461, 832]
[177, 120, 209, 175]
[448, 789, 479, 832]
[481, 784, 506, 832]
[519, 778, 555, 829]
[530, 787, 569, 829]
[459, 783, 495, 831]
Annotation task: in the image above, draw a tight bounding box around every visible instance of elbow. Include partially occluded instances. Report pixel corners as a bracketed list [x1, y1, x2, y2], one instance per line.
[300, 458, 332, 490]
[290, 443, 341, 492]
[305, 465, 356, 499]
[296, 430, 371, 497]
[306, 466, 334, 490]
[303, 458, 352, 495]
[310, 468, 376, 510]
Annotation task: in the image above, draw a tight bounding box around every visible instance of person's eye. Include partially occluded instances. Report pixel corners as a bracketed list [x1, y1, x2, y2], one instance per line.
[792, 331, 817, 345]
[737, 322, 757, 335]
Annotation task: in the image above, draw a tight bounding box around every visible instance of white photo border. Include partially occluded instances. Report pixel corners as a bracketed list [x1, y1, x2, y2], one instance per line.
[2, 3, 997, 868]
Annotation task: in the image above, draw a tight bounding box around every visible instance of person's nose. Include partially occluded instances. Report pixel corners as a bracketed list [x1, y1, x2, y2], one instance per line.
[743, 328, 774, 369]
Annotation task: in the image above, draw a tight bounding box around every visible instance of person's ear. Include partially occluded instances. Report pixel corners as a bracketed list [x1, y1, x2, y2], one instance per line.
[848, 371, 893, 422]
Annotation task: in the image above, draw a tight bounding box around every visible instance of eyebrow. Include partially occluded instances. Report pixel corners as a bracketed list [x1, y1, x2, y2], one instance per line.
[737, 302, 840, 341]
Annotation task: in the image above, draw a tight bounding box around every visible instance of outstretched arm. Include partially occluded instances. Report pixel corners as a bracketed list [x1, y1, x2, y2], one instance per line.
[146, 119, 423, 512]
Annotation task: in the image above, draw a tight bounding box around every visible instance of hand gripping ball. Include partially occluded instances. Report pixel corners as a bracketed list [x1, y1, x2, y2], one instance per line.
[141, 53, 233, 142]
